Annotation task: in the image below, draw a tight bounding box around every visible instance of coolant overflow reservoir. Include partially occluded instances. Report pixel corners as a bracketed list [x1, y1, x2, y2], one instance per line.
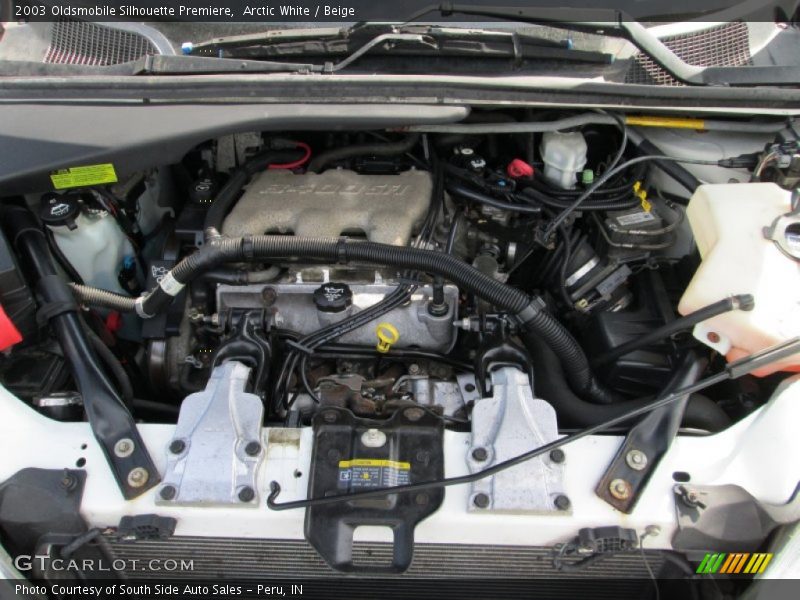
[678, 183, 800, 375]
[540, 131, 587, 190]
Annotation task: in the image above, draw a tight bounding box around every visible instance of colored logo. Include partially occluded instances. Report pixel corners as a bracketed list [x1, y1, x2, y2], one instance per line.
[696, 552, 773, 574]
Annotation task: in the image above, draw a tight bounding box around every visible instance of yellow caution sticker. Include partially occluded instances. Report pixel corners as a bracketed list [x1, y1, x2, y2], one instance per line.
[339, 459, 411, 469]
[50, 163, 118, 190]
[338, 459, 411, 489]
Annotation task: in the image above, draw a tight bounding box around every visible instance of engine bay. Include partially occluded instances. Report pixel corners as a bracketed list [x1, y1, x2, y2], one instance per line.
[1, 109, 799, 581]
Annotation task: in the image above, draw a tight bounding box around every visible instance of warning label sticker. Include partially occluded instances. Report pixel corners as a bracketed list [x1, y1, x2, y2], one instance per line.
[50, 164, 118, 189]
[338, 458, 410, 489]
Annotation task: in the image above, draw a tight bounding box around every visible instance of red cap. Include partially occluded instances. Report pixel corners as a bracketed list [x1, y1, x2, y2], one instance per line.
[105, 311, 123, 334]
[507, 159, 534, 179]
[0, 303, 23, 351]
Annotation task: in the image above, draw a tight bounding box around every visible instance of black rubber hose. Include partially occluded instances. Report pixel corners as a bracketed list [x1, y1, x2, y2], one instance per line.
[520, 186, 640, 211]
[682, 393, 732, 432]
[203, 148, 305, 238]
[197, 266, 281, 285]
[526, 333, 657, 427]
[592, 294, 755, 367]
[307, 134, 420, 173]
[83, 325, 134, 405]
[447, 181, 542, 214]
[72, 234, 615, 404]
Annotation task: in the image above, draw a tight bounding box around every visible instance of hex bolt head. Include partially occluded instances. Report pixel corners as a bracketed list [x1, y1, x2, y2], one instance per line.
[609, 478, 632, 500]
[114, 438, 135, 458]
[261, 287, 278, 306]
[60, 471, 77, 491]
[554, 494, 571, 511]
[549, 449, 566, 464]
[471, 447, 489, 462]
[159, 485, 177, 501]
[408, 364, 421, 375]
[245, 441, 261, 456]
[473, 493, 490, 509]
[238, 486, 255, 502]
[127, 467, 149, 488]
[169, 439, 186, 454]
[625, 449, 648, 471]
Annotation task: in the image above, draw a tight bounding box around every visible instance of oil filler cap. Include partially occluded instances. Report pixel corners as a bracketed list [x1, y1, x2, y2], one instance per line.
[313, 282, 352, 313]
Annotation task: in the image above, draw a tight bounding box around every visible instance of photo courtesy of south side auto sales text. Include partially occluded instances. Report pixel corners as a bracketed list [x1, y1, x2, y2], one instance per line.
[16, 584, 304, 597]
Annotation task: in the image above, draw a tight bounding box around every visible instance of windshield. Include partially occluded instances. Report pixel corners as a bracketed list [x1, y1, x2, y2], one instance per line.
[1, 0, 799, 87]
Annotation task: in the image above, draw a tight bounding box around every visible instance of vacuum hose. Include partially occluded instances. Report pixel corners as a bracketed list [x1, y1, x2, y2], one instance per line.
[69, 234, 617, 404]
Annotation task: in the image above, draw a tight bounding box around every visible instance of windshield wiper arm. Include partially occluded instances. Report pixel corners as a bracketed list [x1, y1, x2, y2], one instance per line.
[135, 34, 437, 75]
[407, 2, 800, 86]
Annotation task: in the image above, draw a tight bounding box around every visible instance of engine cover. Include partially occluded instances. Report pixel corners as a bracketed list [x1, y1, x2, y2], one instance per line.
[222, 169, 433, 245]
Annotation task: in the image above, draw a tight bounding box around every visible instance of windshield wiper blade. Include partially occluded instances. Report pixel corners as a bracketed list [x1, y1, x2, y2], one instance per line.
[408, 2, 800, 86]
[132, 55, 316, 75]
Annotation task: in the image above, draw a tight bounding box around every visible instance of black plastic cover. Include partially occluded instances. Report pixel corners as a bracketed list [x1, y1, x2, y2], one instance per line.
[305, 407, 444, 573]
[0, 226, 37, 340]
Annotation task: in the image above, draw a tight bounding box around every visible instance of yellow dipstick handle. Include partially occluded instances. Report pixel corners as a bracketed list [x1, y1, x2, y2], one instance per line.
[375, 323, 400, 353]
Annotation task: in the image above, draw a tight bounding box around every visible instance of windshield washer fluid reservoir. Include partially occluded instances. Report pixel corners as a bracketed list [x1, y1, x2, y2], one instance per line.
[540, 131, 587, 190]
[40, 193, 133, 295]
[678, 183, 800, 375]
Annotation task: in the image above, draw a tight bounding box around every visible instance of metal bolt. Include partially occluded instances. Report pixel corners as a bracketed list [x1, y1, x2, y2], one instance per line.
[554, 494, 571, 511]
[408, 364, 421, 375]
[625, 449, 648, 471]
[60, 470, 77, 491]
[415, 493, 429, 506]
[609, 478, 632, 500]
[169, 439, 186, 454]
[707, 331, 721, 344]
[261, 287, 278, 306]
[159, 485, 176, 501]
[471, 447, 488, 462]
[127, 467, 149, 488]
[114, 438, 134, 458]
[549, 449, 566, 464]
[245, 441, 261, 456]
[403, 407, 424, 421]
[238, 486, 255, 502]
[322, 411, 338, 423]
[473, 493, 490, 509]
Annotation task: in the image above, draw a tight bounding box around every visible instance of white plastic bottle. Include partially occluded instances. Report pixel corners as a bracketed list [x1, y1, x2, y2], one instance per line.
[40, 193, 134, 295]
[678, 183, 800, 375]
[540, 131, 588, 189]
